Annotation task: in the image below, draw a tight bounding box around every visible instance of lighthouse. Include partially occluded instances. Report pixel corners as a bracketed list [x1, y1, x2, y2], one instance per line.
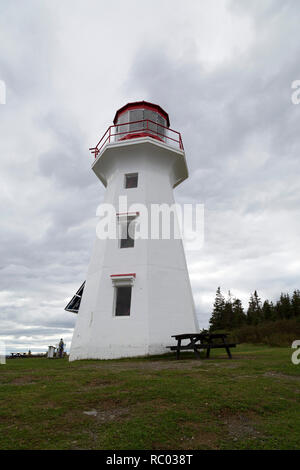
[68, 101, 199, 361]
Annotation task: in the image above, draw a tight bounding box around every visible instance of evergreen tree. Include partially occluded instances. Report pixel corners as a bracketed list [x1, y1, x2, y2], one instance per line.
[210, 286, 300, 332]
[276, 293, 293, 319]
[209, 287, 226, 331]
[292, 290, 300, 317]
[247, 290, 262, 325]
[262, 299, 275, 322]
[232, 297, 247, 328]
[223, 291, 234, 329]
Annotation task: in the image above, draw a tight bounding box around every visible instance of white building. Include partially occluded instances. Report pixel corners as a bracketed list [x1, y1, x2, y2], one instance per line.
[67, 101, 198, 361]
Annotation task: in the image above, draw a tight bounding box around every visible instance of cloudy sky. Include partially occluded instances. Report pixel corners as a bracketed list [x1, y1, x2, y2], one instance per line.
[1, 0, 299, 353]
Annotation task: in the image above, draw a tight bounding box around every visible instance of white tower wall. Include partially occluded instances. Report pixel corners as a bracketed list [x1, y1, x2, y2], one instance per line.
[69, 137, 198, 361]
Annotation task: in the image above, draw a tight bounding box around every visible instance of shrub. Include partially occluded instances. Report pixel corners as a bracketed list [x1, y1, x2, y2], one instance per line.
[228, 318, 300, 346]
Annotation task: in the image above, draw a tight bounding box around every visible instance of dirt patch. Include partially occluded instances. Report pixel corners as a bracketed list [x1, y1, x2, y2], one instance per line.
[264, 371, 300, 382]
[150, 420, 219, 450]
[83, 406, 131, 423]
[78, 378, 114, 392]
[9, 375, 37, 386]
[209, 362, 240, 369]
[223, 355, 255, 361]
[87, 378, 113, 386]
[234, 374, 260, 380]
[78, 358, 243, 372]
[180, 422, 219, 449]
[226, 415, 261, 440]
[216, 409, 263, 441]
[36, 401, 58, 409]
[80, 359, 205, 371]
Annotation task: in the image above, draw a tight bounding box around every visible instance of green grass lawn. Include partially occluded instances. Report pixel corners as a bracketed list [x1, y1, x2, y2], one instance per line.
[0, 344, 299, 450]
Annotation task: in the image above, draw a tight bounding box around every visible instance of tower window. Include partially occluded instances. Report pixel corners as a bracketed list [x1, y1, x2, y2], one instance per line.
[125, 173, 138, 188]
[115, 286, 132, 316]
[119, 216, 135, 248]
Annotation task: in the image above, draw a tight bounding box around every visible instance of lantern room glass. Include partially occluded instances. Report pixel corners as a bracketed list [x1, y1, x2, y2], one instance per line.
[115, 108, 167, 142]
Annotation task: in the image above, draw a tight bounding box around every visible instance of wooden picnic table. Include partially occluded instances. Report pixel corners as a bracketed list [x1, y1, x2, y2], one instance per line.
[167, 333, 236, 360]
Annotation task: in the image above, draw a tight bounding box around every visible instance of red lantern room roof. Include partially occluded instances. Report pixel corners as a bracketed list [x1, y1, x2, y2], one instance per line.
[113, 100, 170, 127]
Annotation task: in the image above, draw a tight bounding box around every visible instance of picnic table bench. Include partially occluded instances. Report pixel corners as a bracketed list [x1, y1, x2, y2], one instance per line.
[167, 333, 236, 360]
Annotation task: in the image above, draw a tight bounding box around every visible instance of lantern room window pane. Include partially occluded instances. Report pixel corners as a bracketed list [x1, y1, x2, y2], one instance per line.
[157, 114, 166, 138]
[144, 109, 157, 134]
[129, 109, 143, 133]
[115, 286, 132, 316]
[116, 111, 129, 140]
[125, 173, 138, 188]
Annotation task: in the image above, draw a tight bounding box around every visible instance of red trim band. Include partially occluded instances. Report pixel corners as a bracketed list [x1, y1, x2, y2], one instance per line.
[116, 212, 139, 216]
[113, 101, 170, 127]
[110, 273, 136, 278]
[119, 132, 163, 143]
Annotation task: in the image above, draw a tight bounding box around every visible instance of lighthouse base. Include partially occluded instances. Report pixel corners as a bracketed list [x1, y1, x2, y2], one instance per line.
[69, 343, 172, 362]
[69, 261, 198, 362]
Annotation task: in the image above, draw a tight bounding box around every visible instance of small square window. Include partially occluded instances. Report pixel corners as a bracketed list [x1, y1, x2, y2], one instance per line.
[115, 286, 132, 316]
[125, 173, 138, 188]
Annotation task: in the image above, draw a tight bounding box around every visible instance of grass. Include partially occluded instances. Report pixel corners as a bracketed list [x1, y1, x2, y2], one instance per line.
[0, 344, 299, 450]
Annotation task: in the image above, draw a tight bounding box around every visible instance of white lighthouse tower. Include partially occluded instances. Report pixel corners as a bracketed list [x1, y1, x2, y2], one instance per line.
[68, 101, 198, 361]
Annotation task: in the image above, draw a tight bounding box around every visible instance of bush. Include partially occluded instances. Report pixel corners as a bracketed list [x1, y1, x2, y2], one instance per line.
[227, 318, 300, 346]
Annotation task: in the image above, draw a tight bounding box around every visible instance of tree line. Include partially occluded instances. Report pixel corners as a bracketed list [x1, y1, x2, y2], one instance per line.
[209, 287, 300, 331]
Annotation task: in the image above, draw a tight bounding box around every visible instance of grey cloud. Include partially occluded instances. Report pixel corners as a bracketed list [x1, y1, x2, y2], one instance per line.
[123, 2, 300, 326]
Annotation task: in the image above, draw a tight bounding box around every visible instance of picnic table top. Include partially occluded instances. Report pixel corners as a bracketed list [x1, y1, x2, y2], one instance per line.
[171, 332, 228, 340]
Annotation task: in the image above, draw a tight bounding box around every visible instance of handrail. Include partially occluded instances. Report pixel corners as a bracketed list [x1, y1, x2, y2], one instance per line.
[89, 119, 184, 158]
